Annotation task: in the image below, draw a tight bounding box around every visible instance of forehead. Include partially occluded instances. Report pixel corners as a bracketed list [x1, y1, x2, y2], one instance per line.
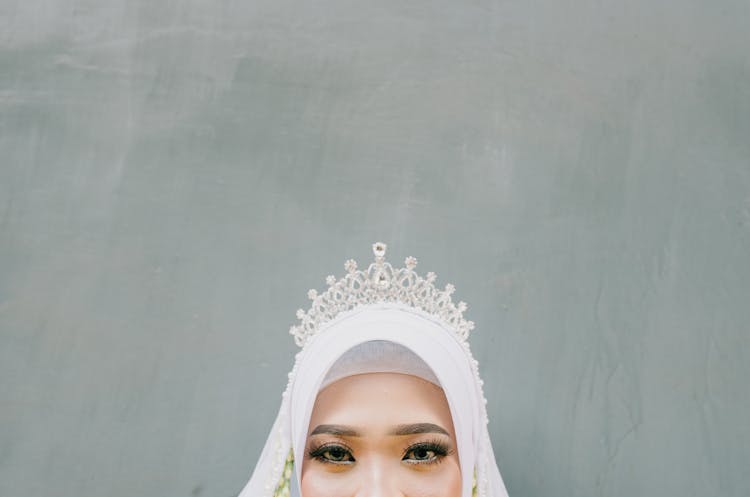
[308, 372, 455, 436]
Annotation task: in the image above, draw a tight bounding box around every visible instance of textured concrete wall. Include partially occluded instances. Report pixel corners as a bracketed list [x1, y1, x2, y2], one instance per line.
[1, 1, 748, 496]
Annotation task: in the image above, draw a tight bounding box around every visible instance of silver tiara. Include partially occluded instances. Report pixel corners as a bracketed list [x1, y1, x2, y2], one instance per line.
[289, 242, 475, 348]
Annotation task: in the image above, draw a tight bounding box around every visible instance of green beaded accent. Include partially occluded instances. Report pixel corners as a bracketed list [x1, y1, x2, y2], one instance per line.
[472, 467, 478, 497]
[272, 448, 294, 497]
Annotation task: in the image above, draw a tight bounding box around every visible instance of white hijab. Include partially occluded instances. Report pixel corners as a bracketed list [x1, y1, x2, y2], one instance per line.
[238, 302, 509, 497]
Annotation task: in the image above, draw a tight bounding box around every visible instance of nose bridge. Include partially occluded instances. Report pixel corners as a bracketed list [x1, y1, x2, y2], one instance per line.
[356, 455, 400, 497]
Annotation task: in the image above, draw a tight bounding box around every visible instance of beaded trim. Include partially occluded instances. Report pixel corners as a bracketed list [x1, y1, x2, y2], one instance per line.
[272, 448, 294, 497]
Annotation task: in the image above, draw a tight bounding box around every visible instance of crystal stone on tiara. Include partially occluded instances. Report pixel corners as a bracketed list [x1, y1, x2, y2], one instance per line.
[289, 242, 475, 348]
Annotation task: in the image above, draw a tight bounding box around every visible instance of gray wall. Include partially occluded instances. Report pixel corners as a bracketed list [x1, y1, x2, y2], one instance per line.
[1, 1, 748, 496]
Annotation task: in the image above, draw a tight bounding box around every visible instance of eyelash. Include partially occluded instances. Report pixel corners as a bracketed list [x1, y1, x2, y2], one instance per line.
[307, 439, 451, 466]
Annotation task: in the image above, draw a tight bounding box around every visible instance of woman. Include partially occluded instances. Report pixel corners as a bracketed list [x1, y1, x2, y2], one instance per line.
[238, 243, 509, 497]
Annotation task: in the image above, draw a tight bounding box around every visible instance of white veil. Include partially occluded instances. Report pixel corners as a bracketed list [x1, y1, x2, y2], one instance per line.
[237, 303, 509, 497]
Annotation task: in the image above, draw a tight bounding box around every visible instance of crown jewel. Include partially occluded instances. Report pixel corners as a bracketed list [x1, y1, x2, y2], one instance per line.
[289, 242, 475, 347]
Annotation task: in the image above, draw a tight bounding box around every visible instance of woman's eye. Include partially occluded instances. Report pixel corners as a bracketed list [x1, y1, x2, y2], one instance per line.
[403, 443, 446, 464]
[310, 445, 355, 464]
[408, 447, 436, 460]
[324, 447, 351, 461]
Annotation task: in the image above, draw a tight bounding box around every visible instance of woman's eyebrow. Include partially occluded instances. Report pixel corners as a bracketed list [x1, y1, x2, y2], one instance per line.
[310, 424, 362, 437]
[388, 423, 450, 436]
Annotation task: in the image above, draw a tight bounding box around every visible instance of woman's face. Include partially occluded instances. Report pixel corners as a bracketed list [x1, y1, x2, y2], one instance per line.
[301, 372, 462, 497]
